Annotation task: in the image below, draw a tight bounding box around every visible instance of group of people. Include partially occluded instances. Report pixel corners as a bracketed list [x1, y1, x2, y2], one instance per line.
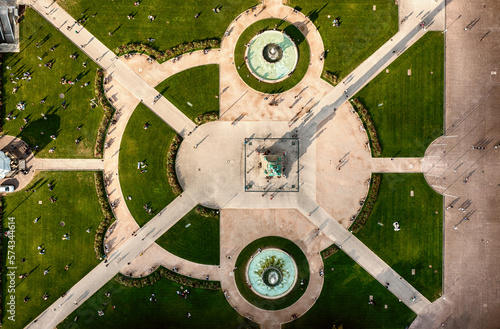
[176, 288, 190, 299]
[143, 203, 153, 214]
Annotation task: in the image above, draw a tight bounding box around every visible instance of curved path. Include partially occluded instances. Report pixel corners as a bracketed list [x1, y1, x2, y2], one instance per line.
[26, 0, 448, 328]
[218, 0, 329, 122]
[30, 0, 195, 137]
[121, 49, 222, 87]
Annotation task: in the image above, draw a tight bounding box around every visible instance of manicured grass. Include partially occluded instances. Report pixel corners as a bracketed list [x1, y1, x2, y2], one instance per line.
[289, 0, 398, 80]
[234, 236, 309, 310]
[119, 104, 177, 227]
[57, 275, 256, 329]
[284, 251, 416, 329]
[355, 32, 444, 157]
[156, 65, 219, 121]
[234, 19, 310, 93]
[2, 8, 102, 158]
[59, 0, 257, 52]
[156, 208, 220, 265]
[2, 172, 104, 328]
[355, 174, 443, 301]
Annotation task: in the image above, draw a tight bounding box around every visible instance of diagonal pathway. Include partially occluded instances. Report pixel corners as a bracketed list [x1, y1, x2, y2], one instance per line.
[296, 196, 431, 314]
[294, 1, 446, 133]
[26, 190, 198, 329]
[30, 0, 195, 137]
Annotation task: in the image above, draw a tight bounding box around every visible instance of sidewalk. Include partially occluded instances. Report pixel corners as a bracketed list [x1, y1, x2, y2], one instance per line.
[31, 0, 196, 137]
[34, 158, 104, 170]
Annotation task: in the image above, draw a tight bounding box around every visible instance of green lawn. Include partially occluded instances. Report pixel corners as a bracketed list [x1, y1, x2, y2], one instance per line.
[2, 8, 102, 158]
[118, 104, 177, 227]
[284, 251, 416, 329]
[289, 0, 398, 80]
[156, 208, 220, 265]
[156, 65, 219, 121]
[355, 174, 443, 301]
[234, 236, 309, 310]
[2, 172, 104, 328]
[234, 19, 310, 93]
[57, 276, 257, 329]
[59, 0, 257, 52]
[355, 32, 444, 157]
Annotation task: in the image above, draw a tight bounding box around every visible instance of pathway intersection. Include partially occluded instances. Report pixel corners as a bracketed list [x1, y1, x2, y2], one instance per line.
[23, 0, 448, 328]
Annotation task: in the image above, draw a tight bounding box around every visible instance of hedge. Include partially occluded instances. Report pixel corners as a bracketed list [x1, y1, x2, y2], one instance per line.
[94, 69, 116, 158]
[94, 172, 116, 259]
[116, 267, 220, 290]
[114, 39, 219, 64]
[350, 98, 382, 157]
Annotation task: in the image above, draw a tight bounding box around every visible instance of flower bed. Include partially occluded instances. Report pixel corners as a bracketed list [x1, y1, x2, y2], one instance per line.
[349, 174, 381, 234]
[194, 111, 219, 125]
[115, 39, 220, 64]
[194, 205, 219, 218]
[166, 135, 183, 196]
[94, 69, 116, 158]
[94, 172, 115, 259]
[322, 70, 339, 87]
[322, 174, 382, 258]
[350, 98, 382, 157]
[115, 267, 220, 290]
[321, 244, 339, 259]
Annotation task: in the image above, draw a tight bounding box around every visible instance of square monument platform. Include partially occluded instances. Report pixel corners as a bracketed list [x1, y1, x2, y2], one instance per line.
[244, 137, 299, 192]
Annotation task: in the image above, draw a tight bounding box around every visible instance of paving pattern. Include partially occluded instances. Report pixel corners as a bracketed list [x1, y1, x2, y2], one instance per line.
[19, 0, 457, 328]
[411, 0, 500, 328]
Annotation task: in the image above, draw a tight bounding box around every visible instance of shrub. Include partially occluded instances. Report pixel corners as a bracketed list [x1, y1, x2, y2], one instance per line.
[322, 174, 381, 258]
[94, 69, 116, 158]
[115, 39, 220, 64]
[194, 205, 219, 218]
[350, 98, 382, 157]
[322, 244, 339, 259]
[194, 111, 219, 125]
[166, 135, 183, 196]
[322, 70, 339, 87]
[115, 267, 220, 290]
[93, 172, 116, 259]
[349, 174, 381, 234]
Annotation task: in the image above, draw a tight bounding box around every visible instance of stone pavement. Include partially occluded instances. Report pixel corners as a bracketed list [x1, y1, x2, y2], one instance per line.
[120, 49, 221, 87]
[218, 209, 331, 327]
[26, 0, 451, 327]
[218, 1, 329, 122]
[33, 158, 104, 170]
[413, 1, 500, 327]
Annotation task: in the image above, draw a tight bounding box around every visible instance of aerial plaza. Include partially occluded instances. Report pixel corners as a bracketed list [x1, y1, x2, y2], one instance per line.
[1, 0, 498, 328]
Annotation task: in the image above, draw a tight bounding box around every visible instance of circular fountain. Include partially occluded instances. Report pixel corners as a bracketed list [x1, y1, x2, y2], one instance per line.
[245, 30, 298, 83]
[246, 248, 298, 299]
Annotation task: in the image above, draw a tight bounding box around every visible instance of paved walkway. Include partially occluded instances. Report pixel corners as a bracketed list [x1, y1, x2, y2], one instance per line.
[33, 158, 104, 170]
[26, 0, 448, 328]
[120, 49, 221, 87]
[218, 208, 333, 327]
[218, 1, 329, 122]
[297, 196, 431, 314]
[31, 0, 195, 137]
[26, 190, 198, 329]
